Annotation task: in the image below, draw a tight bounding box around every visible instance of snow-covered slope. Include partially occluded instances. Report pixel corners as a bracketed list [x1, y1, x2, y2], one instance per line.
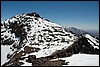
[1, 12, 99, 66]
[1, 12, 78, 65]
[85, 34, 99, 49]
[51, 54, 99, 66]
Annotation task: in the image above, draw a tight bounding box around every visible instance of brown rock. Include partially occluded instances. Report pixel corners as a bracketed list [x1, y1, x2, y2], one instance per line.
[24, 46, 40, 54]
[41, 60, 65, 66]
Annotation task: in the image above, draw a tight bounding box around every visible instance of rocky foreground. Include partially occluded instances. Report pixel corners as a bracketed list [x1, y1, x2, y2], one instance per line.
[2, 46, 69, 66]
[2, 35, 99, 66]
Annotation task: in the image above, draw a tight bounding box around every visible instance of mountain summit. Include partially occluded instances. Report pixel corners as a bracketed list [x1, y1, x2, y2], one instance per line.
[1, 12, 99, 66]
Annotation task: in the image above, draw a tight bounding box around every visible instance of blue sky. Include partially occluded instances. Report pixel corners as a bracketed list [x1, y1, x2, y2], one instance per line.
[1, 1, 99, 31]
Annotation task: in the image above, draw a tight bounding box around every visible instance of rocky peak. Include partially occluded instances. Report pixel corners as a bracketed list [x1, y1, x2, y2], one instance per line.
[26, 12, 40, 17]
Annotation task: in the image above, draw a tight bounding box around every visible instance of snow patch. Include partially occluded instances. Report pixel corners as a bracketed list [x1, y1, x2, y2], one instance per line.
[51, 54, 99, 66]
[1, 45, 14, 65]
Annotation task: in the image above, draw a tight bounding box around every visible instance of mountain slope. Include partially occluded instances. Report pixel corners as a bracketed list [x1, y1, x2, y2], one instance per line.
[1, 12, 77, 66]
[1, 12, 99, 66]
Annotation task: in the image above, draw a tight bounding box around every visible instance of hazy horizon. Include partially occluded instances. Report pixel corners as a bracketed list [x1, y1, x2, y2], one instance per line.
[86, 30, 99, 37]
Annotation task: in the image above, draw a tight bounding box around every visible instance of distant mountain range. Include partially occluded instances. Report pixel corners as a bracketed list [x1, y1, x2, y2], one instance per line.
[64, 27, 99, 38]
[1, 12, 99, 66]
